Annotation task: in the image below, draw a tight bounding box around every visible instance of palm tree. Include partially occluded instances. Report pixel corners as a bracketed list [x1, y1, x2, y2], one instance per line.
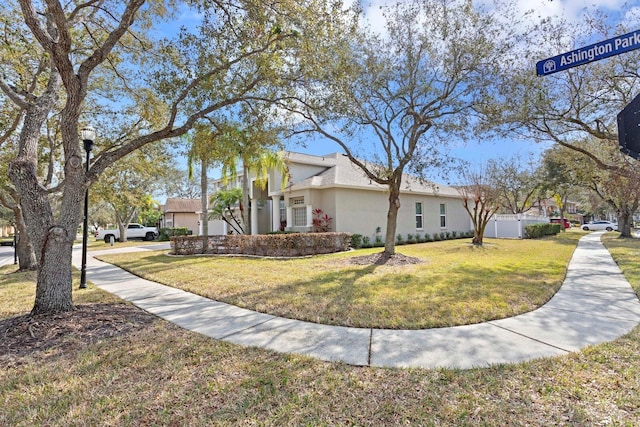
[186, 123, 226, 238]
[216, 122, 288, 234]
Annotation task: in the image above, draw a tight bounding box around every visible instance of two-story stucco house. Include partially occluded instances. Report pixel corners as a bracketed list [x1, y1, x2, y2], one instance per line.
[207, 151, 472, 242]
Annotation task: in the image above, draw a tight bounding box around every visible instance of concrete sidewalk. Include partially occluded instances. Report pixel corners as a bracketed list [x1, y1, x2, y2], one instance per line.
[72, 232, 640, 369]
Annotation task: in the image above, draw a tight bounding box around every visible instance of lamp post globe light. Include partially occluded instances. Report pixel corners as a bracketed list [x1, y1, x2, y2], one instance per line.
[79, 126, 96, 289]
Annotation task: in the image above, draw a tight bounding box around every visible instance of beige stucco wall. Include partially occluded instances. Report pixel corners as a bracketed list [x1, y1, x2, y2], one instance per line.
[331, 188, 471, 241]
[165, 212, 199, 234]
[332, 188, 386, 237]
[396, 193, 472, 238]
[279, 187, 471, 240]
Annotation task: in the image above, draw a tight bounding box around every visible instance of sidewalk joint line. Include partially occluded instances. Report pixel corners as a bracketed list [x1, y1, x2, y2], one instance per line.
[488, 322, 572, 353]
[367, 329, 373, 366]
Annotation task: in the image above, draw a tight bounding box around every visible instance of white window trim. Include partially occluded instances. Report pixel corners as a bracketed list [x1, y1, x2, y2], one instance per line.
[415, 201, 424, 230]
[439, 203, 447, 229]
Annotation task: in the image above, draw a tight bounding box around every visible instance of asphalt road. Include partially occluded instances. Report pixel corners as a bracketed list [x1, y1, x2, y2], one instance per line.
[0, 244, 16, 267]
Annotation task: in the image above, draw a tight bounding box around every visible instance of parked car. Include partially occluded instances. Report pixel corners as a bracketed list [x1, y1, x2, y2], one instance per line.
[95, 223, 159, 242]
[550, 218, 571, 229]
[581, 221, 618, 231]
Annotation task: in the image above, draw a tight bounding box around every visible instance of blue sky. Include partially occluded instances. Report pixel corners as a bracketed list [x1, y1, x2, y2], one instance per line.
[280, 0, 637, 182]
[159, 0, 637, 187]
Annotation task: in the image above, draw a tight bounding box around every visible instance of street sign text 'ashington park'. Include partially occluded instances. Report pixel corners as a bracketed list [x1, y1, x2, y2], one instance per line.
[536, 29, 640, 159]
[536, 29, 640, 76]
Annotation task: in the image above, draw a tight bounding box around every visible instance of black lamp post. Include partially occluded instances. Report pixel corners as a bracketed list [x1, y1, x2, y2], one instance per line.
[13, 231, 17, 265]
[79, 126, 96, 289]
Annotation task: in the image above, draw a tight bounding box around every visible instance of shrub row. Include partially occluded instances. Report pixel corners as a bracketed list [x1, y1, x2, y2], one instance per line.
[524, 223, 562, 238]
[350, 230, 474, 249]
[171, 232, 352, 257]
[159, 227, 190, 241]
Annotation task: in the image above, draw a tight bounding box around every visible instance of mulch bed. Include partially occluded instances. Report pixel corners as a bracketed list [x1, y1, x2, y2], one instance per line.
[0, 303, 156, 368]
[347, 252, 423, 266]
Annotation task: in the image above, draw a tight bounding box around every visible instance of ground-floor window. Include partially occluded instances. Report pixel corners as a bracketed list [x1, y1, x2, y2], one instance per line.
[440, 203, 446, 228]
[291, 197, 306, 226]
[293, 207, 306, 226]
[415, 202, 423, 229]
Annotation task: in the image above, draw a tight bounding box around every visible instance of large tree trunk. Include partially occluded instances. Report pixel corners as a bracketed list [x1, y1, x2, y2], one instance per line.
[114, 208, 137, 243]
[0, 193, 37, 270]
[201, 159, 209, 237]
[14, 206, 37, 271]
[118, 223, 127, 243]
[6, 49, 81, 314]
[200, 159, 208, 253]
[10, 156, 81, 314]
[472, 224, 485, 245]
[617, 210, 633, 238]
[9, 76, 84, 314]
[242, 163, 250, 235]
[384, 183, 401, 256]
[32, 230, 75, 314]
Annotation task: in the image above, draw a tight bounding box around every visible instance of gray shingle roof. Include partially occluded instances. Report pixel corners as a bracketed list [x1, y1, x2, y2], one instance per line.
[286, 151, 459, 198]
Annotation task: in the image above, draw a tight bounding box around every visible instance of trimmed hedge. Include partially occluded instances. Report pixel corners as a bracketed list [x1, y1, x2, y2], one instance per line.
[159, 227, 190, 241]
[350, 234, 363, 249]
[525, 223, 562, 238]
[171, 232, 352, 257]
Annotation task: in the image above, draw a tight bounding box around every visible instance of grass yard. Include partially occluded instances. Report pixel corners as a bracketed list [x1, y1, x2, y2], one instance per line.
[96, 231, 581, 329]
[83, 237, 164, 251]
[2, 230, 640, 425]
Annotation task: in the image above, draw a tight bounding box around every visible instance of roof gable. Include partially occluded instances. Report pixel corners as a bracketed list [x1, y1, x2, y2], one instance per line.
[285, 151, 459, 197]
[163, 198, 201, 213]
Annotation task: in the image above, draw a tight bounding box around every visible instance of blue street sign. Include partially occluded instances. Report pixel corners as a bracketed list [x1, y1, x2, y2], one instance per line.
[536, 29, 640, 76]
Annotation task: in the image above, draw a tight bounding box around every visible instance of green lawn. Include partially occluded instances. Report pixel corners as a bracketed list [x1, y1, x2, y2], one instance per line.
[97, 231, 581, 329]
[2, 230, 640, 426]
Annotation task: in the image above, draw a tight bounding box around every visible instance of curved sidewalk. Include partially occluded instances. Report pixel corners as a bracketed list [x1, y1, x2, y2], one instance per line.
[72, 232, 640, 370]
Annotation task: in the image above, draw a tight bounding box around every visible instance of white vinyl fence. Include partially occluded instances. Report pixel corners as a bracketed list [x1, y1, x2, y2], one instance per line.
[483, 214, 549, 239]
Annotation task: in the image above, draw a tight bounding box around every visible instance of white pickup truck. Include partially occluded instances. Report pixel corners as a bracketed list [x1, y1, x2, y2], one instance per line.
[95, 223, 158, 243]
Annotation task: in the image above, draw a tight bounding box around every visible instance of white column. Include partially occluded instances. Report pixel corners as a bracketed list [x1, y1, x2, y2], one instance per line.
[286, 207, 292, 229]
[306, 205, 313, 228]
[251, 198, 259, 235]
[272, 195, 281, 232]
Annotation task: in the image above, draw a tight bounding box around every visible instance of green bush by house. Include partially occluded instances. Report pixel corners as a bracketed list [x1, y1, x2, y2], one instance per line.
[525, 223, 562, 239]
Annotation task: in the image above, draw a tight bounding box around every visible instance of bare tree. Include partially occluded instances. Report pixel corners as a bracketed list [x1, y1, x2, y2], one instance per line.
[458, 166, 502, 246]
[487, 155, 541, 215]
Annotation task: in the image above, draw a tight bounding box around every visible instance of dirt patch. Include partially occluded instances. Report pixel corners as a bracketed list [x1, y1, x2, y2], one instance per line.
[0, 303, 156, 368]
[347, 252, 423, 266]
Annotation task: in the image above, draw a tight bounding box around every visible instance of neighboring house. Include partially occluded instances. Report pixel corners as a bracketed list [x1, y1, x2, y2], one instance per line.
[210, 151, 472, 241]
[161, 198, 201, 234]
[0, 225, 15, 237]
[532, 197, 585, 224]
